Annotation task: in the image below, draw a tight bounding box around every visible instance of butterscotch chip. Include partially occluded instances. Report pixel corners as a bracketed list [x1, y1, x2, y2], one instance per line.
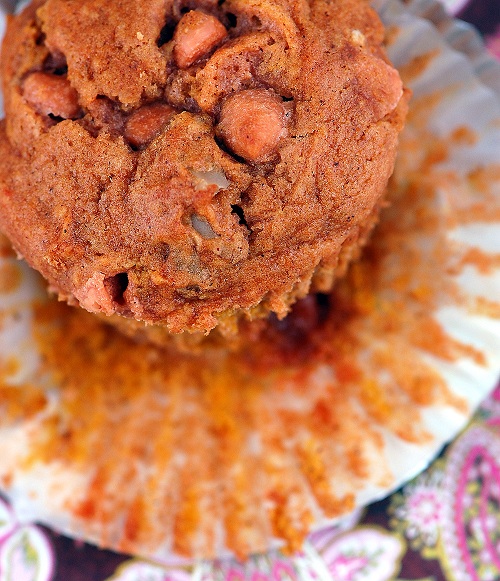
[217, 89, 289, 163]
[23, 71, 81, 119]
[173, 10, 227, 69]
[124, 103, 177, 149]
[0, 0, 408, 336]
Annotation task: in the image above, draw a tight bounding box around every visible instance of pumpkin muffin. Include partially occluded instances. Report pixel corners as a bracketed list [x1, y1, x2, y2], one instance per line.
[0, 0, 408, 336]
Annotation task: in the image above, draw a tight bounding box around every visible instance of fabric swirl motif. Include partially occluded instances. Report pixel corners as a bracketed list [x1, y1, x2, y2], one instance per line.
[0, 496, 54, 581]
[389, 462, 444, 558]
[107, 560, 190, 581]
[106, 526, 404, 581]
[308, 527, 404, 581]
[441, 424, 500, 581]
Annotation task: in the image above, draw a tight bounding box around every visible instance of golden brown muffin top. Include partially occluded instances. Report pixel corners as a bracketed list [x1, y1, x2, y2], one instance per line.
[0, 0, 406, 333]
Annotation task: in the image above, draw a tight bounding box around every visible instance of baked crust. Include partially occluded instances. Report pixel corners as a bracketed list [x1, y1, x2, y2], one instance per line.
[0, 0, 407, 335]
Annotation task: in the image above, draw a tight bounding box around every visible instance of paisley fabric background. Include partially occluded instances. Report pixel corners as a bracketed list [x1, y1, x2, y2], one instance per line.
[0, 0, 499, 579]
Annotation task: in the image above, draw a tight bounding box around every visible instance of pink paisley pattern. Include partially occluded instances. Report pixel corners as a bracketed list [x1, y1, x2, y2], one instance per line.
[105, 529, 404, 581]
[0, 496, 54, 581]
[440, 424, 500, 581]
[389, 468, 445, 550]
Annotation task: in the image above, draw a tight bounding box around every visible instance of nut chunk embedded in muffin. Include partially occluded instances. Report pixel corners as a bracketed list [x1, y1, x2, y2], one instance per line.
[0, 0, 408, 336]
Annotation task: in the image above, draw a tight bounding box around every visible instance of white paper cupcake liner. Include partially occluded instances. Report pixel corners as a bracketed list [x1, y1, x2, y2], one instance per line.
[0, 0, 499, 562]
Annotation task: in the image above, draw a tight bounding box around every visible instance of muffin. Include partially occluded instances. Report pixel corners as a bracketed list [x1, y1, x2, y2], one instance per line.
[0, 0, 408, 336]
